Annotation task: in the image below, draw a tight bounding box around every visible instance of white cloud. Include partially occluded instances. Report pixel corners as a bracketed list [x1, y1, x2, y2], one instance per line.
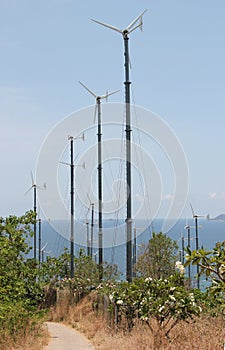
[163, 193, 174, 201]
[208, 192, 225, 200]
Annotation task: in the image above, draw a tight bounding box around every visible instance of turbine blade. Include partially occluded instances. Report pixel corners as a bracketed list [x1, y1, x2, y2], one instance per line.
[129, 23, 143, 34]
[101, 89, 120, 100]
[24, 186, 33, 196]
[126, 9, 147, 32]
[59, 161, 70, 166]
[74, 152, 80, 164]
[30, 171, 35, 185]
[106, 89, 120, 98]
[87, 193, 92, 205]
[91, 19, 122, 34]
[190, 203, 195, 217]
[79, 81, 97, 99]
[139, 15, 144, 32]
[41, 242, 48, 251]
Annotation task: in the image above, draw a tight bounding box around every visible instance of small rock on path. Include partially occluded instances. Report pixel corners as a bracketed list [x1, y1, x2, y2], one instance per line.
[43, 322, 95, 350]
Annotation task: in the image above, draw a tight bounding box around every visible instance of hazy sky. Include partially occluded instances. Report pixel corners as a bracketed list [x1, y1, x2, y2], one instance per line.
[0, 0, 225, 222]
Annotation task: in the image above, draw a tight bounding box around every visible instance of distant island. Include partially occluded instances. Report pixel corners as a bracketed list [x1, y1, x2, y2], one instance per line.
[206, 214, 225, 221]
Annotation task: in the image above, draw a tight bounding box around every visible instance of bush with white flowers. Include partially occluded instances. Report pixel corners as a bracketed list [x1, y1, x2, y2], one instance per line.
[100, 274, 202, 338]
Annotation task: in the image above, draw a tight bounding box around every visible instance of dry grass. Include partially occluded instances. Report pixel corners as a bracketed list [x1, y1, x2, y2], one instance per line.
[48, 292, 225, 350]
[16, 325, 49, 350]
[0, 323, 49, 350]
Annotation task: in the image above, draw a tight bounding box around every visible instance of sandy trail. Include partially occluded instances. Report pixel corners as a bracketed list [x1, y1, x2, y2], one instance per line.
[43, 322, 95, 350]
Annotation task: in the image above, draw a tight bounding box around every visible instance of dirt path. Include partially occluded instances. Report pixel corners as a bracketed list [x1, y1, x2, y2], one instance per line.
[43, 322, 95, 350]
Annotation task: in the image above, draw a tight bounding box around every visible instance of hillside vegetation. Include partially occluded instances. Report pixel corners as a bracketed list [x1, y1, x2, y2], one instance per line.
[48, 292, 224, 349]
[0, 212, 225, 349]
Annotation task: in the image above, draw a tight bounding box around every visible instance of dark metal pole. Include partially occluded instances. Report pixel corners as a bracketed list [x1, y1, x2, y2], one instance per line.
[69, 136, 75, 278]
[38, 218, 41, 265]
[195, 216, 200, 289]
[133, 227, 137, 278]
[179, 250, 182, 262]
[34, 186, 37, 260]
[97, 98, 103, 279]
[124, 34, 132, 282]
[91, 203, 94, 259]
[182, 235, 185, 265]
[86, 222, 90, 256]
[187, 226, 191, 281]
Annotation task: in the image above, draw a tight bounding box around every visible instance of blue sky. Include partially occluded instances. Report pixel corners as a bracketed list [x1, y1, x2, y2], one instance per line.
[0, 0, 225, 222]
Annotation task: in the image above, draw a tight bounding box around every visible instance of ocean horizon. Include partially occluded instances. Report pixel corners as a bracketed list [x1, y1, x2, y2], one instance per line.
[30, 217, 225, 289]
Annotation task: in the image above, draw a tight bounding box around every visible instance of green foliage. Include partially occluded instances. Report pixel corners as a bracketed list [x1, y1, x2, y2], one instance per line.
[5, 211, 225, 346]
[135, 232, 178, 279]
[185, 241, 225, 295]
[57, 249, 120, 299]
[0, 211, 39, 305]
[191, 288, 225, 317]
[0, 211, 47, 348]
[0, 301, 45, 342]
[58, 250, 99, 295]
[98, 275, 202, 338]
[38, 248, 71, 282]
[0, 211, 119, 346]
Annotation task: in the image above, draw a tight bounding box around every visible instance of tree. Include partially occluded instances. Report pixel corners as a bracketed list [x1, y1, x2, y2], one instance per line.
[0, 211, 45, 346]
[0, 211, 37, 304]
[185, 241, 225, 295]
[99, 275, 202, 341]
[56, 249, 121, 301]
[135, 232, 178, 279]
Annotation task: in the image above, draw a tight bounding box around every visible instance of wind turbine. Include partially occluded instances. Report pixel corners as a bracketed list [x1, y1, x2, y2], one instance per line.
[132, 225, 145, 278]
[37, 207, 42, 265]
[184, 221, 192, 281]
[86, 194, 98, 259]
[25, 171, 46, 260]
[190, 204, 204, 289]
[40, 242, 51, 263]
[79, 81, 119, 279]
[176, 233, 185, 265]
[85, 207, 91, 257]
[92, 10, 147, 282]
[184, 221, 197, 284]
[59, 134, 85, 278]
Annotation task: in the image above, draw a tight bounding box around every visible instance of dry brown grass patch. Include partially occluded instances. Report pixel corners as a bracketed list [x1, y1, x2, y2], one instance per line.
[47, 292, 225, 350]
[0, 322, 49, 350]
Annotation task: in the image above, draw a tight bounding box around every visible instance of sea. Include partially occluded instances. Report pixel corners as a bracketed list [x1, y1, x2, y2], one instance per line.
[35, 217, 225, 290]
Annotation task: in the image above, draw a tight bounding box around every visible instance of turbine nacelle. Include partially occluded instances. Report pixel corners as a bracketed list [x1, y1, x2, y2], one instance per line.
[79, 81, 119, 102]
[24, 171, 47, 196]
[79, 81, 119, 123]
[68, 133, 85, 141]
[91, 9, 147, 38]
